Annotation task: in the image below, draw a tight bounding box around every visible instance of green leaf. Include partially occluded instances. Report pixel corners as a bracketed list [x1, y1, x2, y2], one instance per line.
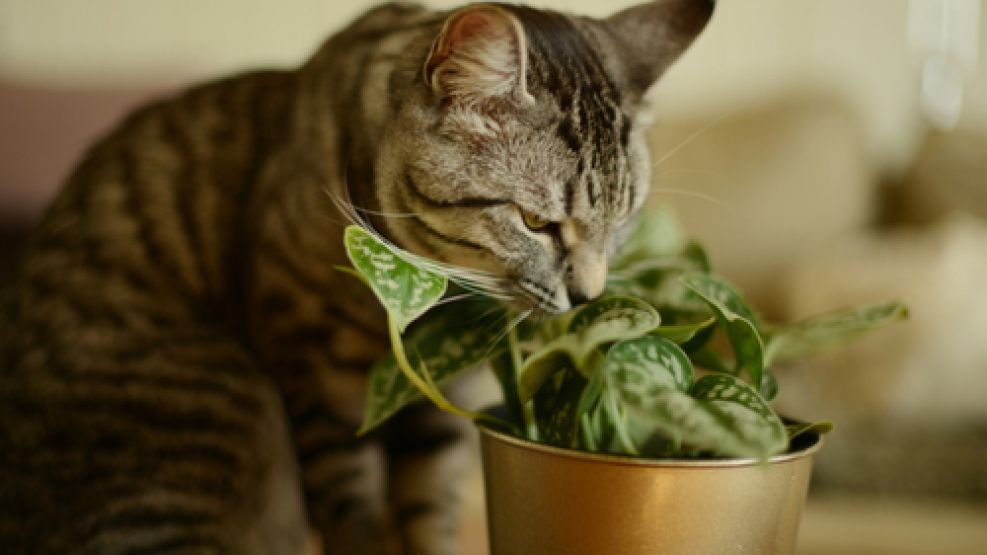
[578, 337, 695, 456]
[333, 264, 370, 286]
[343, 226, 446, 333]
[691, 374, 780, 425]
[604, 336, 693, 394]
[599, 386, 787, 459]
[764, 301, 908, 365]
[689, 346, 733, 373]
[567, 296, 662, 338]
[612, 205, 687, 270]
[680, 241, 712, 273]
[652, 317, 716, 344]
[680, 273, 765, 390]
[759, 368, 779, 401]
[518, 297, 660, 402]
[680, 272, 758, 323]
[358, 301, 505, 434]
[609, 260, 710, 313]
[490, 350, 524, 430]
[684, 374, 788, 458]
[516, 337, 578, 403]
[533, 365, 587, 448]
[678, 317, 718, 354]
[579, 407, 604, 452]
[577, 367, 621, 453]
[584, 352, 787, 458]
[609, 209, 713, 311]
[786, 421, 834, 442]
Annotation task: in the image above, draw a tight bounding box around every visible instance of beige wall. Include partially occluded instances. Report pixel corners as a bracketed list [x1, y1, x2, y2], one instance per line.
[1, 0, 985, 172]
[0, 0, 614, 85]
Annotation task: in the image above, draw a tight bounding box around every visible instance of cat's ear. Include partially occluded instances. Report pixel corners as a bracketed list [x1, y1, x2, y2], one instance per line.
[424, 5, 530, 106]
[603, 0, 715, 96]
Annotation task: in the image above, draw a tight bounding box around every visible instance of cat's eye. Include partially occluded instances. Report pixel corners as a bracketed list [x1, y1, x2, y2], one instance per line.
[520, 209, 552, 232]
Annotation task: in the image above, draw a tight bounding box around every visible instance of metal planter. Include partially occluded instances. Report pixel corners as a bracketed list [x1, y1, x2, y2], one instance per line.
[479, 423, 822, 555]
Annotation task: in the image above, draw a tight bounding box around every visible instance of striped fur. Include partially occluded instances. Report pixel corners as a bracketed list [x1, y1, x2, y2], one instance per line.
[0, 2, 712, 554]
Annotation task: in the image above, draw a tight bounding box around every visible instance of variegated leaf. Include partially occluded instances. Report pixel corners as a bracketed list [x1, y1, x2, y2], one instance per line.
[344, 226, 446, 333]
[519, 297, 659, 402]
[681, 273, 765, 390]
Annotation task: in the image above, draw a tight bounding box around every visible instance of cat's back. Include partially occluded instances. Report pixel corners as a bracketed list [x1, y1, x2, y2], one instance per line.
[30, 69, 294, 311]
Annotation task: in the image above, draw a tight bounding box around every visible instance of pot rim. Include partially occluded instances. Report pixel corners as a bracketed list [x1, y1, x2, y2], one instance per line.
[477, 421, 823, 469]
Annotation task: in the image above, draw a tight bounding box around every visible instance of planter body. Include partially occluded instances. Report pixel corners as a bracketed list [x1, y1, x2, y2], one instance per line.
[479, 426, 821, 555]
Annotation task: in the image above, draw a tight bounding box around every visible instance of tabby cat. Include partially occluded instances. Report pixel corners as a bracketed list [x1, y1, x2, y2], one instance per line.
[0, 1, 713, 553]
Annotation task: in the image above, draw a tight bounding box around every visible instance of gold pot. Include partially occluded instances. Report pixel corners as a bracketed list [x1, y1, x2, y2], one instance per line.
[478, 423, 822, 555]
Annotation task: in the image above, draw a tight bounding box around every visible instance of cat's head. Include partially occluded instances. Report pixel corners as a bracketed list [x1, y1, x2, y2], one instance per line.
[376, 0, 714, 313]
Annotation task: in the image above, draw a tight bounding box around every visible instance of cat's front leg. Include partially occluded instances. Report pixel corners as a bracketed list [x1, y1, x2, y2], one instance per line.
[250, 260, 398, 553]
[384, 403, 475, 555]
[277, 367, 397, 555]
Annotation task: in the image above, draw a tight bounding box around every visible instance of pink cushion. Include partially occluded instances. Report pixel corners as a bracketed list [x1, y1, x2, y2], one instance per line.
[0, 80, 169, 225]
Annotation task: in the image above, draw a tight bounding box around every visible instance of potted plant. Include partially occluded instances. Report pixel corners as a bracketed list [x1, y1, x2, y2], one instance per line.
[340, 208, 906, 555]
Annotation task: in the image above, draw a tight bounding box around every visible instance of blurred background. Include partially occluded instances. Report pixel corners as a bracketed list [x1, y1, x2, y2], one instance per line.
[2, 0, 985, 553]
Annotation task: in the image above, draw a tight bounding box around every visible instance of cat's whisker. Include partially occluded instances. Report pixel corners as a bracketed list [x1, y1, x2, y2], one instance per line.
[651, 167, 756, 203]
[350, 205, 420, 219]
[433, 291, 480, 307]
[471, 305, 510, 329]
[650, 112, 732, 170]
[318, 186, 365, 228]
[323, 185, 364, 228]
[442, 274, 512, 301]
[478, 313, 512, 346]
[460, 309, 513, 359]
[503, 309, 532, 341]
[481, 309, 532, 361]
[326, 168, 524, 305]
[647, 185, 737, 216]
[416, 262, 514, 300]
[326, 180, 512, 300]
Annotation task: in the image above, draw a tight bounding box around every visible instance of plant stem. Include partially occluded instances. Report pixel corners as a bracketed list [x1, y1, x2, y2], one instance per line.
[387, 317, 513, 432]
[509, 325, 539, 441]
[580, 412, 598, 451]
[604, 383, 639, 456]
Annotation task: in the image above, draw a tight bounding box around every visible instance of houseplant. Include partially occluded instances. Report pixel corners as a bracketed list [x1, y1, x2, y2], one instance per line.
[341, 208, 906, 554]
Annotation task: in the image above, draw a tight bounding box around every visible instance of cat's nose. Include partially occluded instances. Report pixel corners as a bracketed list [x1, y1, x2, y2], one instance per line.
[566, 253, 608, 307]
[567, 285, 600, 307]
[568, 288, 591, 307]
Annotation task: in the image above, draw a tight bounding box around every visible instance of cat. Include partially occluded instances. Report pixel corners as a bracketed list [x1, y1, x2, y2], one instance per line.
[0, 1, 713, 553]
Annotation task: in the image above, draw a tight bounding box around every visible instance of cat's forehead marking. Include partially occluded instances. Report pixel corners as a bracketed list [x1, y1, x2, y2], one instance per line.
[507, 6, 629, 217]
